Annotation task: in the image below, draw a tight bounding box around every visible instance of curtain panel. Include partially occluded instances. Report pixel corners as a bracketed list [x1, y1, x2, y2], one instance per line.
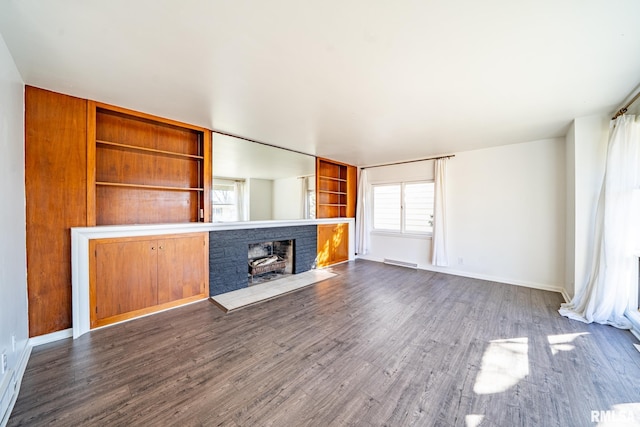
[432, 158, 449, 266]
[560, 115, 640, 329]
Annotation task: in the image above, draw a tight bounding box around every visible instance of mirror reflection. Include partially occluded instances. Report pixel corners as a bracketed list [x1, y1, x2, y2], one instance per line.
[212, 133, 316, 222]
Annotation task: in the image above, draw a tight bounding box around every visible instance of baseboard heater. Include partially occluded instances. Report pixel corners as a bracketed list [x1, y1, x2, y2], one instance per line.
[383, 258, 418, 269]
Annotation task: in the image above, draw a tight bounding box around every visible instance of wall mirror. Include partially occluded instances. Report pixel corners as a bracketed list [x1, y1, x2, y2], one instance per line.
[212, 133, 316, 222]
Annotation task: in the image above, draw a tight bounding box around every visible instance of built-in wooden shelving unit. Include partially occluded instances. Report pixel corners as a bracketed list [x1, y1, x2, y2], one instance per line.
[315, 157, 357, 267]
[88, 103, 211, 225]
[316, 158, 357, 218]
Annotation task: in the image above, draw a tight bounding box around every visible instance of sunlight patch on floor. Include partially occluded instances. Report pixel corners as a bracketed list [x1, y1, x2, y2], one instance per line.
[546, 332, 589, 355]
[465, 414, 484, 427]
[473, 337, 528, 395]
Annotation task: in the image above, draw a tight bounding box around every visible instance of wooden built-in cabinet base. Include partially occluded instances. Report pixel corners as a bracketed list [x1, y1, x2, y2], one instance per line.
[316, 223, 349, 268]
[89, 233, 209, 329]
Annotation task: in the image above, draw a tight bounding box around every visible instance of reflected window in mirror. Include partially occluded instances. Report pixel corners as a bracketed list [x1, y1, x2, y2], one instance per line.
[301, 175, 316, 219]
[212, 178, 247, 222]
[212, 132, 316, 222]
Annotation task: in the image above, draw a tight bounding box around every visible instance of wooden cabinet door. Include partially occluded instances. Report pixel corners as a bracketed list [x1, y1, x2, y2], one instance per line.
[157, 234, 207, 304]
[333, 223, 349, 263]
[317, 223, 349, 267]
[94, 239, 158, 322]
[317, 224, 335, 268]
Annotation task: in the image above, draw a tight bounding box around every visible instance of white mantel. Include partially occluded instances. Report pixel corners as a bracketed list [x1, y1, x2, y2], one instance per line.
[71, 218, 355, 338]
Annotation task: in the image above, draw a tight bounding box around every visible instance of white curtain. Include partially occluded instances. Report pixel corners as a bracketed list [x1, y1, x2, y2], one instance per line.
[300, 176, 308, 219]
[355, 169, 370, 255]
[432, 158, 449, 266]
[235, 181, 247, 221]
[559, 115, 640, 329]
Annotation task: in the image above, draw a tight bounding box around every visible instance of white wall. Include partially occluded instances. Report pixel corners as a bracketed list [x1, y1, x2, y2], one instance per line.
[0, 32, 29, 422]
[272, 177, 302, 220]
[360, 137, 567, 292]
[566, 115, 609, 298]
[364, 159, 435, 267]
[248, 178, 273, 220]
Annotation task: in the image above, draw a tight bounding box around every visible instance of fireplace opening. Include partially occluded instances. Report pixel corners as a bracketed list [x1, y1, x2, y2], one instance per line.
[248, 240, 294, 285]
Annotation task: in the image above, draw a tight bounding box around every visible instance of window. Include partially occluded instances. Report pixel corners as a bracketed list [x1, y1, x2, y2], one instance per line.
[372, 181, 434, 234]
[212, 178, 246, 221]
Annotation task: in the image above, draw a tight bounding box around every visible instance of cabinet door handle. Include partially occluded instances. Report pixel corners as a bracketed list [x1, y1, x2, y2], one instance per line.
[159, 246, 164, 250]
[151, 246, 156, 250]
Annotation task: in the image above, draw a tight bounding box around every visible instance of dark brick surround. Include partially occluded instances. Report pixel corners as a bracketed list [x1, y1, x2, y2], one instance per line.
[209, 225, 318, 296]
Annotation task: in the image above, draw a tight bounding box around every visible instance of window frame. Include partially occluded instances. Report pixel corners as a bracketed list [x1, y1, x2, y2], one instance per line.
[371, 179, 435, 237]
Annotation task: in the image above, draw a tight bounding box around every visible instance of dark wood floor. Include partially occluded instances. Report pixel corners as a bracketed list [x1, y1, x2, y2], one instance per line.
[9, 260, 640, 426]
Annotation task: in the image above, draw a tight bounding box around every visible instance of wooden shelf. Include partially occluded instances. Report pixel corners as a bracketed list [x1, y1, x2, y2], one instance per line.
[96, 182, 204, 192]
[319, 176, 347, 183]
[97, 140, 204, 160]
[318, 190, 347, 195]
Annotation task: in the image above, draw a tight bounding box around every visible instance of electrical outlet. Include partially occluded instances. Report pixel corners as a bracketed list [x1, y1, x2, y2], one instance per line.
[1, 353, 7, 374]
[11, 335, 16, 353]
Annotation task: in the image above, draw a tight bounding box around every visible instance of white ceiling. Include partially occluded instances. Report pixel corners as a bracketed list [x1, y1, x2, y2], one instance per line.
[1, 1, 640, 166]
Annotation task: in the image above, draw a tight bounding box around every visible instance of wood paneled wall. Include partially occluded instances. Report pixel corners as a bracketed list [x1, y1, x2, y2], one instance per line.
[25, 86, 88, 337]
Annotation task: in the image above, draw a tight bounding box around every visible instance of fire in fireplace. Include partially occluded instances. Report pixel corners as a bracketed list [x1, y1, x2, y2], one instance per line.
[248, 240, 294, 284]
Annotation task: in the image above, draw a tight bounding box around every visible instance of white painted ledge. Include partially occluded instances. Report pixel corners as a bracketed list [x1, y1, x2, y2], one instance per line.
[71, 218, 355, 339]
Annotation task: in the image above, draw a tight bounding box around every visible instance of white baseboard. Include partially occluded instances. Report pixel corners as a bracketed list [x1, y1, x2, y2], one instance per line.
[356, 255, 566, 295]
[28, 328, 72, 347]
[0, 344, 32, 427]
[626, 311, 640, 342]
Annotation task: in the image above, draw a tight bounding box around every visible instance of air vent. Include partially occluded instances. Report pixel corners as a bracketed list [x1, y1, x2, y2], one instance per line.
[383, 259, 418, 269]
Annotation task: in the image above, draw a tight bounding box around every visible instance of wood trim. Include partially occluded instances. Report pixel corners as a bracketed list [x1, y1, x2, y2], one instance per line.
[86, 100, 96, 226]
[315, 157, 321, 216]
[89, 239, 98, 328]
[316, 156, 354, 168]
[93, 101, 209, 133]
[202, 131, 212, 222]
[346, 164, 357, 218]
[203, 232, 210, 296]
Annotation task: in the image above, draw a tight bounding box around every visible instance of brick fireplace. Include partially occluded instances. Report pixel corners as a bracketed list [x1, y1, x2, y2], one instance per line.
[209, 225, 317, 296]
